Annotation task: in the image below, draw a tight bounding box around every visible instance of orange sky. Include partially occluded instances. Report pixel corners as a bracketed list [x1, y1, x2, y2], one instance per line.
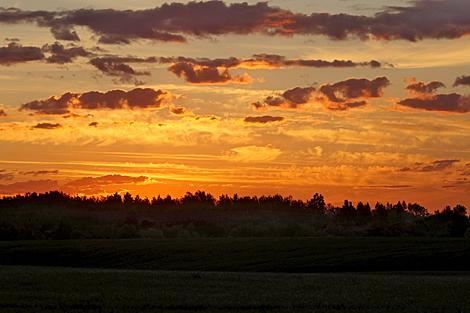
[1, 0, 470, 210]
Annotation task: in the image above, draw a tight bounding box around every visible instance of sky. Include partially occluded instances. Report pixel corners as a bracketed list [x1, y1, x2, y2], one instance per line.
[1, 0, 470, 210]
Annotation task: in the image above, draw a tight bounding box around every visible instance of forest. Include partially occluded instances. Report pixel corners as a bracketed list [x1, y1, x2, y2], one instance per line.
[0, 190, 468, 240]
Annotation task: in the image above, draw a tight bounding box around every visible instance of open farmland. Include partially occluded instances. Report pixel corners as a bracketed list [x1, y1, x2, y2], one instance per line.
[1, 265, 469, 312]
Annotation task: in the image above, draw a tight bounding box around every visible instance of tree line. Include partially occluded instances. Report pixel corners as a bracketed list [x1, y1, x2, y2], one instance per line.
[0, 190, 469, 240]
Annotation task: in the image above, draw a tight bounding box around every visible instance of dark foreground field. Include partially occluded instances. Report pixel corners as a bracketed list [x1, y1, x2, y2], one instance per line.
[1, 238, 470, 312]
[1, 237, 470, 272]
[1, 265, 470, 312]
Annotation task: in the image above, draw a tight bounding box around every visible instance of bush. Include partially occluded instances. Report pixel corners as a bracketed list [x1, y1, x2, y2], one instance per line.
[119, 224, 139, 239]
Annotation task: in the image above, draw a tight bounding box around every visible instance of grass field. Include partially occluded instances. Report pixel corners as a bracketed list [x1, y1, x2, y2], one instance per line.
[1, 265, 470, 312]
[1, 237, 470, 312]
[1, 237, 470, 272]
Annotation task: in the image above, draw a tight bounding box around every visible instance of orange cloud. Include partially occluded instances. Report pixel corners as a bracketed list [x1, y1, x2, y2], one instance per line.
[19, 88, 178, 115]
[243, 115, 285, 124]
[167, 62, 253, 84]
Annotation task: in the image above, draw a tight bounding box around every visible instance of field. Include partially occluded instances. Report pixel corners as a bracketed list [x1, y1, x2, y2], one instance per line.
[1, 237, 470, 312]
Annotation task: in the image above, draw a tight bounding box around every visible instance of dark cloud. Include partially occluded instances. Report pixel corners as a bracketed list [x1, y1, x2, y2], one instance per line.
[20, 88, 176, 115]
[42, 42, 93, 64]
[169, 105, 192, 116]
[0, 179, 59, 195]
[0, 170, 14, 181]
[161, 54, 389, 69]
[397, 79, 470, 113]
[318, 76, 390, 111]
[2, 1, 469, 43]
[31, 123, 63, 130]
[0, 42, 44, 65]
[397, 93, 470, 113]
[167, 62, 253, 84]
[453, 75, 470, 87]
[0, 109, 8, 117]
[354, 185, 412, 189]
[252, 76, 389, 111]
[396, 159, 460, 172]
[62, 174, 153, 194]
[89, 56, 157, 85]
[88, 122, 99, 127]
[20, 170, 59, 176]
[243, 115, 285, 124]
[405, 79, 445, 95]
[5, 37, 19, 41]
[253, 86, 316, 110]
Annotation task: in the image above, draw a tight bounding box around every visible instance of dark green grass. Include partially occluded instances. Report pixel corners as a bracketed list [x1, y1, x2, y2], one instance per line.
[1, 265, 470, 312]
[1, 237, 470, 272]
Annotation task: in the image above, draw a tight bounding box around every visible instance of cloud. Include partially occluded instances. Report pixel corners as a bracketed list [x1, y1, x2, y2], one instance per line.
[160, 54, 390, 70]
[253, 76, 389, 111]
[169, 104, 193, 116]
[167, 62, 253, 84]
[404, 78, 446, 95]
[62, 174, 157, 194]
[397, 93, 470, 114]
[42, 42, 93, 64]
[319, 76, 390, 105]
[88, 122, 99, 127]
[19, 88, 177, 115]
[396, 159, 460, 172]
[353, 185, 412, 189]
[30, 123, 63, 130]
[243, 115, 285, 124]
[453, 75, 470, 87]
[89, 56, 157, 85]
[252, 86, 316, 110]
[20, 170, 59, 176]
[223, 144, 282, 163]
[2, 1, 470, 43]
[0, 109, 8, 117]
[0, 42, 44, 65]
[0, 179, 59, 195]
[0, 170, 14, 181]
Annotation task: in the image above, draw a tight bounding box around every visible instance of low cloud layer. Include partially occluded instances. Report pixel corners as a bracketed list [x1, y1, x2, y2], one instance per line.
[19, 88, 177, 115]
[1, 0, 470, 43]
[243, 116, 285, 124]
[252, 76, 390, 111]
[396, 159, 460, 172]
[397, 78, 470, 113]
[0, 42, 44, 65]
[168, 62, 253, 84]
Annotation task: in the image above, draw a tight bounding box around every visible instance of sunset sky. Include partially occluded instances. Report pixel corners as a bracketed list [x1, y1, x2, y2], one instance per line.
[1, 0, 470, 210]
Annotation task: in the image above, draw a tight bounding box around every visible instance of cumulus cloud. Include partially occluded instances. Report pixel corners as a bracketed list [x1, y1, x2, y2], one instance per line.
[223, 144, 282, 163]
[30, 123, 63, 130]
[19, 88, 177, 115]
[453, 75, 470, 87]
[167, 62, 253, 84]
[397, 79, 470, 113]
[252, 76, 389, 111]
[396, 159, 460, 172]
[252, 86, 316, 110]
[169, 104, 193, 116]
[405, 78, 445, 95]
[42, 42, 94, 64]
[0, 179, 59, 195]
[0, 42, 44, 65]
[89, 56, 157, 85]
[2, 1, 470, 43]
[243, 115, 285, 124]
[0, 170, 14, 181]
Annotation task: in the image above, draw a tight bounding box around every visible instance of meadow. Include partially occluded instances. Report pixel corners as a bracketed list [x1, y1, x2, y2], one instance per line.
[1, 265, 469, 312]
[1, 237, 470, 312]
